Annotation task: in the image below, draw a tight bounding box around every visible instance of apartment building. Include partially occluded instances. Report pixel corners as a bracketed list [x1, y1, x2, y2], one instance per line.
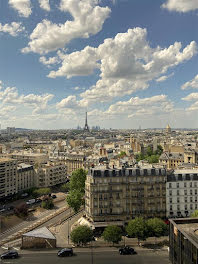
[7, 152, 48, 165]
[166, 169, 198, 218]
[159, 152, 184, 169]
[169, 218, 198, 264]
[35, 161, 67, 187]
[17, 163, 35, 192]
[0, 158, 17, 199]
[65, 154, 85, 175]
[85, 165, 166, 228]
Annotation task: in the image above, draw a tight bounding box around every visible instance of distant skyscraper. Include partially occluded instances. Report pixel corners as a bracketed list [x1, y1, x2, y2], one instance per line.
[84, 112, 89, 132]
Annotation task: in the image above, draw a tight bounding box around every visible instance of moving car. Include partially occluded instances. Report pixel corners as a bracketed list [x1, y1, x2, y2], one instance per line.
[119, 246, 137, 255]
[1, 251, 19, 259]
[57, 248, 73, 257]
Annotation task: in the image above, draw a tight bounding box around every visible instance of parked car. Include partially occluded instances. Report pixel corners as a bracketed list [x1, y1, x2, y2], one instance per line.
[57, 248, 73, 257]
[26, 199, 36, 205]
[21, 193, 29, 198]
[52, 195, 57, 199]
[35, 199, 42, 203]
[0, 208, 6, 213]
[1, 251, 19, 259]
[119, 246, 137, 255]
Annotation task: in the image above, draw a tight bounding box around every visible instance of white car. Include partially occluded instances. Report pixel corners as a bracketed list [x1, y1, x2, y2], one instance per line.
[26, 199, 36, 205]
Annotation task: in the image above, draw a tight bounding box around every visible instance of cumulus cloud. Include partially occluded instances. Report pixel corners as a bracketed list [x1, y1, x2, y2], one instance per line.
[49, 28, 197, 104]
[48, 46, 99, 78]
[38, 0, 50, 11]
[22, 0, 111, 54]
[0, 22, 25, 36]
[56, 95, 86, 110]
[182, 92, 198, 111]
[9, 0, 32, 17]
[39, 56, 60, 66]
[0, 85, 54, 114]
[162, 0, 198, 12]
[181, 74, 198, 90]
[156, 73, 174, 82]
[182, 93, 198, 101]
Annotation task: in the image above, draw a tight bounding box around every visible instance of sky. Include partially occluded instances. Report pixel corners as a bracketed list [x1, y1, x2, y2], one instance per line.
[1, 0, 198, 129]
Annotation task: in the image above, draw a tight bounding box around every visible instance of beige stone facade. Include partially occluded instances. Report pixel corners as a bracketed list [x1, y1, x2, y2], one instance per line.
[35, 161, 67, 187]
[17, 163, 35, 192]
[85, 165, 166, 227]
[65, 154, 85, 175]
[0, 158, 17, 199]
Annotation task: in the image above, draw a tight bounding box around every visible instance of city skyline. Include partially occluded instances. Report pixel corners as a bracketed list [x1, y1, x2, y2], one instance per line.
[1, 0, 198, 129]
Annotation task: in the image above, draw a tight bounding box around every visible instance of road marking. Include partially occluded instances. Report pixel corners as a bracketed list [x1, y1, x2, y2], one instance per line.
[1, 246, 8, 250]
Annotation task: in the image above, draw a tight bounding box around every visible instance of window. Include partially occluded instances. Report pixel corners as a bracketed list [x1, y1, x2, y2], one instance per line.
[169, 190, 172, 196]
[190, 204, 193, 210]
[184, 190, 187, 195]
[195, 182, 197, 188]
[190, 190, 193, 195]
[195, 204, 197, 209]
[195, 190, 197, 195]
[170, 205, 172, 211]
[190, 182, 192, 188]
[177, 197, 180, 203]
[169, 183, 172, 188]
[177, 190, 180, 196]
[185, 197, 188, 203]
[177, 183, 179, 188]
[170, 198, 172, 204]
[177, 205, 180, 211]
[190, 197, 193, 203]
[184, 182, 187, 188]
[185, 204, 187, 210]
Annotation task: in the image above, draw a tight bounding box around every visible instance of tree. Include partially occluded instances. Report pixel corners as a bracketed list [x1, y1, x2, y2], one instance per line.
[191, 210, 198, 217]
[102, 225, 122, 244]
[147, 155, 159, 164]
[41, 198, 54, 209]
[66, 189, 83, 213]
[119, 151, 126, 158]
[147, 218, 168, 238]
[69, 169, 87, 193]
[14, 203, 28, 217]
[61, 183, 70, 193]
[126, 217, 149, 244]
[70, 225, 93, 246]
[33, 188, 51, 197]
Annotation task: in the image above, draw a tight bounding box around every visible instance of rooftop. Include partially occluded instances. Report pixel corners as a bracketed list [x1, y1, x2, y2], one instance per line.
[23, 227, 56, 240]
[170, 218, 198, 248]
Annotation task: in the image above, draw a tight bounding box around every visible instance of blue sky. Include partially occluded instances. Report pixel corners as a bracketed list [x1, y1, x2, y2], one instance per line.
[0, 0, 198, 129]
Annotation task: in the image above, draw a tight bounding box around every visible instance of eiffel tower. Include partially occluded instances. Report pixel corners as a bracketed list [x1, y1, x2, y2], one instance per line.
[84, 112, 89, 131]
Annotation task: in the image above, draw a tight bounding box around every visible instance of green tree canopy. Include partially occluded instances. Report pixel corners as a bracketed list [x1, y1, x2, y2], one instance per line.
[70, 225, 93, 245]
[119, 151, 126, 158]
[69, 168, 87, 193]
[66, 189, 83, 213]
[41, 198, 54, 210]
[61, 183, 70, 193]
[147, 218, 167, 238]
[191, 210, 198, 217]
[126, 217, 149, 243]
[33, 187, 51, 197]
[102, 225, 122, 244]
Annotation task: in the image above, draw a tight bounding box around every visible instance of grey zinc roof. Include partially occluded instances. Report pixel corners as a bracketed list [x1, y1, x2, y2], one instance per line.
[23, 227, 56, 240]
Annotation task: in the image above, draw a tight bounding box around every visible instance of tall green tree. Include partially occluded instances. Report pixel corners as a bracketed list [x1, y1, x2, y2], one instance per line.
[70, 225, 93, 246]
[147, 218, 167, 238]
[191, 210, 198, 217]
[66, 189, 83, 213]
[33, 187, 51, 197]
[126, 217, 149, 244]
[69, 168, 87, 193]
[102, 225, 122, 244]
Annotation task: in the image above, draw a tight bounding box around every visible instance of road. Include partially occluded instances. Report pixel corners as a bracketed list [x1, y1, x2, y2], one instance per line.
[0, 249, 171, 264]
[0, 201, 67, 241]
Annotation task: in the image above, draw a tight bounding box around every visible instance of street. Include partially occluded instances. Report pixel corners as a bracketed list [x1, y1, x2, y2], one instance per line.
[0, 250, 170, 264]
